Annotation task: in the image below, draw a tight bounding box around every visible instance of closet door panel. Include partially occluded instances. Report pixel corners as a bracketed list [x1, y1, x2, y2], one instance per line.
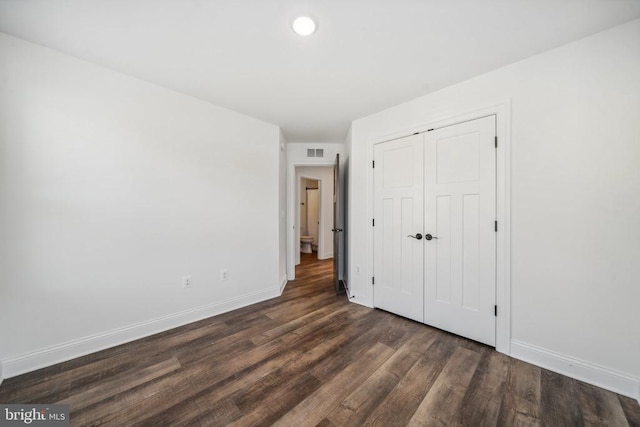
[424, 116, 497, 346]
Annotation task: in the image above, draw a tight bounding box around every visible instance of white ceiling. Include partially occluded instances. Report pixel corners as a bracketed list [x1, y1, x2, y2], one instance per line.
[1, 1, 639, 143]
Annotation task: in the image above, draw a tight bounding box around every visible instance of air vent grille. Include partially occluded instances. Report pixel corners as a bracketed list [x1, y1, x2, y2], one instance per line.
[306, 148, 324, 158]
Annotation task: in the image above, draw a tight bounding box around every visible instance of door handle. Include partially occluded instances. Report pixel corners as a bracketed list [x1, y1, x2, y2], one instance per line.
[331, 228, 343, 232]
[425, 234, 438, 240]
[407, 233, 423, 240]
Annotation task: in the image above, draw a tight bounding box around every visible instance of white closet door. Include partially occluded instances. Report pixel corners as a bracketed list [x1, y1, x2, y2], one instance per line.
[424, 116, 496, 346]
[373, 134, 424, 323]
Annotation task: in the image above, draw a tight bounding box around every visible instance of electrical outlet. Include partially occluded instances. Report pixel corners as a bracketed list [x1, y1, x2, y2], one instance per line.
[220, 269, 229, 281]
[182, 275, 192, 289]
[356, 265, 361, 273]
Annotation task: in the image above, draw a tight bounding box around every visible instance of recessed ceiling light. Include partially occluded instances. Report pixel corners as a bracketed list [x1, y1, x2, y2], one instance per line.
[292, 16, 316, 36]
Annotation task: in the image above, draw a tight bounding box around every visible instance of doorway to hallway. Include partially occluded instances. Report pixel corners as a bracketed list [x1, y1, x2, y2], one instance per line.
[293, 157, 344, 295]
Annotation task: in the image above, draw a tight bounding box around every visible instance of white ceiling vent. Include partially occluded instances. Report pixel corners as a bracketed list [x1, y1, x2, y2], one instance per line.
[307, 148, 324, 158]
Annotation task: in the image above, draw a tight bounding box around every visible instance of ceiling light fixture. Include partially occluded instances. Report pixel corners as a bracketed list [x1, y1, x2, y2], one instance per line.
[292, 16, 316, 36]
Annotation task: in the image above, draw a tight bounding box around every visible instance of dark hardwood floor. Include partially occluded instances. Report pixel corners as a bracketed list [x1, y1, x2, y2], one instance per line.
[1, 252, 638, 426]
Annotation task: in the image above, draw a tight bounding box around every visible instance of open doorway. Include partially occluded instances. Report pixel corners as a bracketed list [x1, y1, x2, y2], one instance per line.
[295, 167, 332, 266]
[292, 162, 345, 295]
[287, 148, 345, 296]
[299, 178, 320, 258]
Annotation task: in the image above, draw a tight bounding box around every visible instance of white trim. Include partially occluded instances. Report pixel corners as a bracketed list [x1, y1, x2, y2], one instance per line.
[0, 361, 4, 386]
[364, 99, 512, 354]
[280, 275, 288, 294]
[1, 287, 280, 379]
[287, 160, 334, 280]
[349, 297, 371, 309]
[511, 340, 640, 402]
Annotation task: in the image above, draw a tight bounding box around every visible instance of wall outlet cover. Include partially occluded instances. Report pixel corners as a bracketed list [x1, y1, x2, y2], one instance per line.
[182, 276, 192, 288]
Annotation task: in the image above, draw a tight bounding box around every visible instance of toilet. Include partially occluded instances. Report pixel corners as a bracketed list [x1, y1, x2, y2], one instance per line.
[300, 236, 314, 253]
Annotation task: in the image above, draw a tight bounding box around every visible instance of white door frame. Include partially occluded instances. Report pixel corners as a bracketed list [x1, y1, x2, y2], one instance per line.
[288, 161, 334, 280]
[366, 100, 512, 354]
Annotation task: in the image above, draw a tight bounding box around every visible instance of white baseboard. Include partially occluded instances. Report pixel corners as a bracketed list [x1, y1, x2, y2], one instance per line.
[280, 275, 288, 294]
[318, 252, 333, 260]
[350, 296, 373, 309]
[511, 340, 640, 402]
[1, 286, 281, 380]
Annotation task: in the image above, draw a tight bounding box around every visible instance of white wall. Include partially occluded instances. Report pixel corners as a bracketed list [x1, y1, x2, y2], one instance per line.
[278, 131, 288, 292]
[342, 127, 352, 293]
[297, 167, 334, 260]
[0, 33, 281, 376]
[349, 19, 640, 399]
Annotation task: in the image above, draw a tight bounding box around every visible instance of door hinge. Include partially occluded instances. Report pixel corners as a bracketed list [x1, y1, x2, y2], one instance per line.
[494, 305, 497, 317]
[372, 277, 375, 285]
[495, 136, 498, 148]
[372, 218, 375, 227]
[494, 221, 498, 232]
[372, 160, 375, 168]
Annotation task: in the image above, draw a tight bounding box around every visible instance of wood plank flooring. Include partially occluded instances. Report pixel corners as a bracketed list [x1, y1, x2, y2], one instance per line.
[1, 252, 638, 426]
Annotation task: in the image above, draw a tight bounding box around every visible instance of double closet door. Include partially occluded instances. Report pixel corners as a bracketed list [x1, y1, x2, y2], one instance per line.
[373, 116, 497, 346]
